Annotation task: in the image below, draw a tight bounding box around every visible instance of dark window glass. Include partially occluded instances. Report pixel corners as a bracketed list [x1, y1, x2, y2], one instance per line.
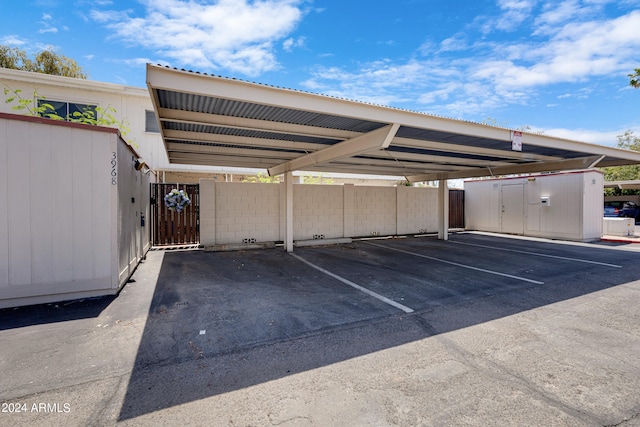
[37, 99, 98, 122]
[69, 103, 97, 121]
[38, 99, 67, 118]
[145, 109, 160, 133]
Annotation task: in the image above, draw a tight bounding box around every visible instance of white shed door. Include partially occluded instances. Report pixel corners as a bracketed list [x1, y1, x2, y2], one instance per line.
[501, 184, 524, 234]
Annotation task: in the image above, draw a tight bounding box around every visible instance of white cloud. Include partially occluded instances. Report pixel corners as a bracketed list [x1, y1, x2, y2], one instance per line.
[533, 126, 640, 146]
[1, 36, 27, 46]
[471, 10, 640, 90]
[283, 36, 305, 52]
[494, 0, 537, 31]
[91, 0, 304, 76]
[439, 34, 468, 52]
[38, 13, 59, 34]
[299, 4, 640, 124]
[38, 27, 58, 34]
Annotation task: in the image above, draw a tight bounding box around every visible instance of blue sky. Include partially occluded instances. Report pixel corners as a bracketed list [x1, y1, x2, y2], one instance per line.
[2, 0, 639, 147]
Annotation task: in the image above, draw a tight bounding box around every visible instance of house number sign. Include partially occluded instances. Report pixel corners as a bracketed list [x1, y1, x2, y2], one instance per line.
[111, 152, 117, 185]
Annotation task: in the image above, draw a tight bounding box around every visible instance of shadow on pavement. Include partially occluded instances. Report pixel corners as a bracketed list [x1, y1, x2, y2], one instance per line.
[0, 295, 116, 331]
[118, 236, 640, 420]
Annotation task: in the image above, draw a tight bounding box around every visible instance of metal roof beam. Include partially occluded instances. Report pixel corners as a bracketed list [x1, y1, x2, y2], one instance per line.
[158, 108, 359, 140]
[406, 156, 605, 182]
[164, 130, 327, 152]
[168, 152, 281, 168]
[303, 164, 427, 176]
[166, 143, 301, 159]
[268, 123, 400, 176]
[393, 137, 561, 162]
[365, 150, 516, 168]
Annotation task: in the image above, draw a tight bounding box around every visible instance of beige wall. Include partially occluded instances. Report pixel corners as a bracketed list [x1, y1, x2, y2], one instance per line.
[0, 113, 150, 308]
[199, 181, 440, 247]
[0, 68, 246, 177]
[464, 170, 604, 242]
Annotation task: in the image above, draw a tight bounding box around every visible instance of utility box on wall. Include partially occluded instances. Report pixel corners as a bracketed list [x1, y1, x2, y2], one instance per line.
[464, 170, 603, 242]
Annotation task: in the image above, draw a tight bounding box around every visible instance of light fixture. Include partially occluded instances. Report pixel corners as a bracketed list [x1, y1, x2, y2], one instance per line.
[134, 158, 146, 170]
[134, 158, 151, 175]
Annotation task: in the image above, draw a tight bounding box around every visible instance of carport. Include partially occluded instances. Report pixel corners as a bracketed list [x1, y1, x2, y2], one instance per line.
[605, 180, 640, 190]
[146, 64, 640, 252]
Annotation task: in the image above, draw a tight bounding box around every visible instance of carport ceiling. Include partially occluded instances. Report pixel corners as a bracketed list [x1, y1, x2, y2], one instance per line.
[146, 64, 640, 181]
[604, 180, 640, 190]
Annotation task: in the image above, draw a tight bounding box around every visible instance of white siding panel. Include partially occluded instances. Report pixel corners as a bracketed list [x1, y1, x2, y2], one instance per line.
[93, 132, 113, 281]
[51, 131, 75, 282]
[7, 120, 32, 286]
[583, 172, 604, 240]
[71, 130, 95, 281]
[465, 171, 604, 242]
[0, 120, 9, 287]
[29, 123, 54, 284]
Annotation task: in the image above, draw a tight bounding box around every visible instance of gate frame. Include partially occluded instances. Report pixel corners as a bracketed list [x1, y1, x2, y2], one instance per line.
[151, 183, 200, 246]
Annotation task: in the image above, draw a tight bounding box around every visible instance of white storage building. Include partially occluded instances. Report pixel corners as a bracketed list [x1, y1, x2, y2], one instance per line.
[464, 170, 604, 242]
[0, 113, 151, 308]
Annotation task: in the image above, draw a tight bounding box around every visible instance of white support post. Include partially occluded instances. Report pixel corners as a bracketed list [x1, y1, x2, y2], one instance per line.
[285, 171, 294, 252]
[438, 179, 449, 241]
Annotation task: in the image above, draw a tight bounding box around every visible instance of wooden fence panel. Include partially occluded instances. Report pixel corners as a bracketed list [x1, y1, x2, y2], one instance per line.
[449, 189, 465, 229]
[151, 183, 200, 246]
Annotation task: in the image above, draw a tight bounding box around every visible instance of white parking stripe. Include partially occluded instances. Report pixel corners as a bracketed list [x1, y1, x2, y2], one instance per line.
[449, 241, 622, 268]
[364, 241, 544, 285]
[290, 253, 414, 313]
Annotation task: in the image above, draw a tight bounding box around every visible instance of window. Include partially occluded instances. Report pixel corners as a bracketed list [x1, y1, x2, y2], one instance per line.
[37, 99, 97, 122]
[145, 110, 160, 133]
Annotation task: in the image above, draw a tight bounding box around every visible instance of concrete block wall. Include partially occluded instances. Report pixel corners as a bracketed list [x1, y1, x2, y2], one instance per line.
[199, 179, 217, 247]
[199, 181, 440, 246]
[294, 184, 344, 240]
[353, 186, 398, 237]
[397, 186, 439, 234]
[216, 182, 280, 244]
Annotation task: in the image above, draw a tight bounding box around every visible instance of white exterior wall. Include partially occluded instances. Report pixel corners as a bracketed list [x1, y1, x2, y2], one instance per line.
[199, 181, 440, 247]
[464, 170, 603, 242]
[582, 173, 605, 239]
[0, 68, 239, 176]
[116, 138, 153, 286]
[0, 113, 150, 308]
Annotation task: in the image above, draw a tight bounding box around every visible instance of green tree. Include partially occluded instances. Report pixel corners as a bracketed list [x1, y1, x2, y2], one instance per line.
[302, 173, 334, 184]
[602, 131, 640, 195]
[0, 45, 87, 78]
[0, 45, 32, 70]
[629, 68, 640, 88]
[3, 85, 131, 139]
[241, 172, 281, 183]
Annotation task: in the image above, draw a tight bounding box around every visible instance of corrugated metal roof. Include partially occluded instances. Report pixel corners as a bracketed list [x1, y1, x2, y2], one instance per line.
[147, 64, 640, 180]
[163, 121, 339, 145]
[157, 89, 385, 132]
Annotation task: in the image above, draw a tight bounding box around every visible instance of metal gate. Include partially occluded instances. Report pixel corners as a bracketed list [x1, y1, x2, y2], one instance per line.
[151, 183, 200, 246]
[449, 189, 465, 229]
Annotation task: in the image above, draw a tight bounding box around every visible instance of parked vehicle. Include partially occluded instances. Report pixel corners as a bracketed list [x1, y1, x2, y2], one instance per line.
[604, 201, 640, 221]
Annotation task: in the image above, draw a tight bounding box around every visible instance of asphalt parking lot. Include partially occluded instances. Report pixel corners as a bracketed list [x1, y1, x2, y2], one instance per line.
[1, 232, 640, 426]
